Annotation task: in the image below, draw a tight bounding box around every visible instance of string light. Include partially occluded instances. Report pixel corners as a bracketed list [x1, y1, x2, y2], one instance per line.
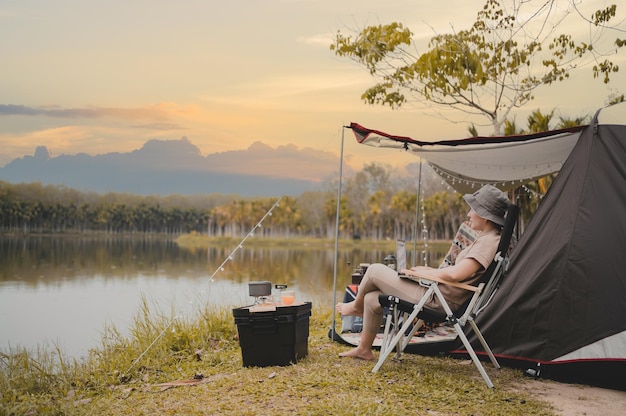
[521, 184, 545, 199]
[430, 164, 534, 190]
[420, 176, 429, 266]
[431, 162, 549, 201]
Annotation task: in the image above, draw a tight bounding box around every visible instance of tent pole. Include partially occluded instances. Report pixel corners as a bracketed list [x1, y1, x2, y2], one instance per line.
[331, 126, 347, 339]
[413, 159, 423, 266]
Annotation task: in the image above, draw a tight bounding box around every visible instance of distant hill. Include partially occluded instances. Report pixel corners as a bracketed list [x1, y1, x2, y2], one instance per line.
[0, 138, 329, 197]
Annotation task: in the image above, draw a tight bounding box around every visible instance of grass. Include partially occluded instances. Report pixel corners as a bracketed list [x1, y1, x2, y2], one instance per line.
[0, 302, 558, 416]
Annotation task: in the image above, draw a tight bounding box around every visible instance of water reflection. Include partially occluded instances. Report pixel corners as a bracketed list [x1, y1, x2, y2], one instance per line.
[0, 237, 205, 284]
[0, 236, 446, 358]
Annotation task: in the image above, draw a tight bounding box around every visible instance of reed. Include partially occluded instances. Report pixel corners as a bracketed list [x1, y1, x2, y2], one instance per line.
[1, 302, 555, 415]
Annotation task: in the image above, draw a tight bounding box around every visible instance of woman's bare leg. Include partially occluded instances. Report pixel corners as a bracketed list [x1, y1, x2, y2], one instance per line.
[338, 290, 385, 360]
[336, 264, 428, 360]
[338, 330, 376, 360]
[335, 300, 363, 317]
[335, 273, 370, 317]
[335, 263, 391, 317]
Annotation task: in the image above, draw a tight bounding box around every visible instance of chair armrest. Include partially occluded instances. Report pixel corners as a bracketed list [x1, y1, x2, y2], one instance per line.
[400, 268, 479, 292]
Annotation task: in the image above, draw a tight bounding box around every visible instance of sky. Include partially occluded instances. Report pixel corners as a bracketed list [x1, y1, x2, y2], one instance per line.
[1, 0, 624, 182]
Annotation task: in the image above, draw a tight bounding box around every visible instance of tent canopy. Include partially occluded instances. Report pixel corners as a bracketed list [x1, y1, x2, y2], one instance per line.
[349, 122, 586, 193]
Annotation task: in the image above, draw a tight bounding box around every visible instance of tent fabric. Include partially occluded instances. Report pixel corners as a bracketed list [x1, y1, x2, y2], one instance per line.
[352, 102, 626, 387]
[473, 103, 626, 367]
[554, 331, 626, 362]
[349, 122, 586, 193]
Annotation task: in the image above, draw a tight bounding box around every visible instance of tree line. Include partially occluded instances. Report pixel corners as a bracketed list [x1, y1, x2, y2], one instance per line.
[0, 169, 466, 241]
[0, 168, 545, 243]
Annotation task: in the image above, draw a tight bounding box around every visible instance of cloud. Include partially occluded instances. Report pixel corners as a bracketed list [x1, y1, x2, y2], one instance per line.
[0, 122, 345, 182]
[296, 32, 334, 46]
[0, 124, 154, 167]
[204, 141, 344, 182]
[0, 126, 90, 165]
[0, 104, 41, 116]
[0, 103, 197, 122]
[132, 122, 186, 131]
[197, 70, 371, 112]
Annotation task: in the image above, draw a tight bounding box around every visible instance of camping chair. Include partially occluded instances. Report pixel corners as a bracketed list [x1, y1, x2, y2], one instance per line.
[372, 204, 519, 388]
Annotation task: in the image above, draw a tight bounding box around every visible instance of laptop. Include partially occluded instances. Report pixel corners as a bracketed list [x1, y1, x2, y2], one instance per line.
[396, 239, 407, 274]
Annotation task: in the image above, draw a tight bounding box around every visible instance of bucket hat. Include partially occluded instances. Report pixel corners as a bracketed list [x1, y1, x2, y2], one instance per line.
[463, 185, 509, 226]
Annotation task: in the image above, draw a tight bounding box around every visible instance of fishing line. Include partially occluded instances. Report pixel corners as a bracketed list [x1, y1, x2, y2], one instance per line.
[122, 197, 283, 379]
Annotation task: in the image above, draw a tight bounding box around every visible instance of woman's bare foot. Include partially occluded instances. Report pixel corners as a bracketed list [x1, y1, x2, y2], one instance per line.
[335, 301, 363, 317]
[338, 347, 375, 361]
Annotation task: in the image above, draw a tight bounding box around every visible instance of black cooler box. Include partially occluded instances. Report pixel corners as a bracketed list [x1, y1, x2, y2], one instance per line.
[233, 301, 312, 367]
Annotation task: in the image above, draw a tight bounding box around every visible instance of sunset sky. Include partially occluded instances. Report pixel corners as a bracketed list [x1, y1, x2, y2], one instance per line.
[1, 0, 624, 181]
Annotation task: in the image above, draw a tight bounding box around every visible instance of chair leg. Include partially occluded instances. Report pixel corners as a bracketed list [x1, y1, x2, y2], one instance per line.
[399, 318, 424, 353]
[379, 308, 396, 357]
[372, 307, 420, 373]
[392, 306, 404, 360]
[372, 289, 435, 373]
[453, 323, 495, 388]
[430, 284, 495, 388]
[467, 318, 500, 369]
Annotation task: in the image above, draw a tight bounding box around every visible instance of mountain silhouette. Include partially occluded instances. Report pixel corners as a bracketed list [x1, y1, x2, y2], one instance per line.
[0, 138, 327, 197]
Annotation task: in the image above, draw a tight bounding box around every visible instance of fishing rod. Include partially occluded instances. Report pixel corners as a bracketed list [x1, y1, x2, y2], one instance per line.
[123, 197, 283, 379]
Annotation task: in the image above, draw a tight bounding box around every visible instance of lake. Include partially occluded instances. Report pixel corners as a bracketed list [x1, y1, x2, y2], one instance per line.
[0, 236, 445, 358]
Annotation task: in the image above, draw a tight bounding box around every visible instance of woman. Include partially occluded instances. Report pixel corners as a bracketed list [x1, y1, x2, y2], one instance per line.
[335, 184, 510, 360]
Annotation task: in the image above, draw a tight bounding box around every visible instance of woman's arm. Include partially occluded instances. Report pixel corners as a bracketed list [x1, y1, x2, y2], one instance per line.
[410, 257, 483, 283]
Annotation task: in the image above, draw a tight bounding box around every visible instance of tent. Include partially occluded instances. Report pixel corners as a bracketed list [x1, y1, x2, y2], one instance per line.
[350, 102, 626, 389]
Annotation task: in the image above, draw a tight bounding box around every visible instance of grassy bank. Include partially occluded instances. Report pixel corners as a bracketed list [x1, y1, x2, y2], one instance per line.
[0, 302, 559, 416]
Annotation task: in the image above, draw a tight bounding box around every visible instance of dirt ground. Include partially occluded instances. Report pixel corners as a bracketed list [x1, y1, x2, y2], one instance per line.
[517, 379, 626, 416]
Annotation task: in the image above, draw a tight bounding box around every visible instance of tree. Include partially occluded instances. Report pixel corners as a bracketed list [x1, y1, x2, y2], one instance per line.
[389, 190, 416, 240]
[331, 0, 624, 135]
